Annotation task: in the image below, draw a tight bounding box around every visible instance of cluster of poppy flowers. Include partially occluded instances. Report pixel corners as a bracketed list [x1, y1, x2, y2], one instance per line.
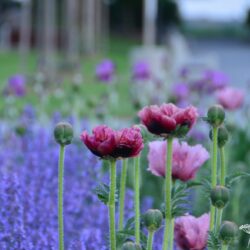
[80, 102, 212, 250]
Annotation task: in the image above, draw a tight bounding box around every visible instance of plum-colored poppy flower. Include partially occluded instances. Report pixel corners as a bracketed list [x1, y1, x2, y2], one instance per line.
[8, 74, 26, 96]
[138, 103, 198, 137]
[95, 59, 115, 83]
[132, 61, 151, 81]
[81, 125, 116, 158]
[81, 125, 143, 159]
[204, 70, 228, 91]
[112, 126, 144, 158]
[175, 213, 210, 250]
[216, 87, 244, 110]
[147, 140, 209, 181]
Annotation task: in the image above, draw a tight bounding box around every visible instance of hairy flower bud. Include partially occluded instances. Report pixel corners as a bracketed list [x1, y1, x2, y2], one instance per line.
[121, 241, 142, 250]
[210, 186, 230, 209]
[54, 122, 73, 146]
[209, 126, 229, 148]
[219, 221, 239, 245]
[207, 105, 225, 127]
[144, 209, 163, 232]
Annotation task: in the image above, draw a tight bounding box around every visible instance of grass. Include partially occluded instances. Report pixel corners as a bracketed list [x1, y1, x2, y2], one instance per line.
[0, 37, 141, 119]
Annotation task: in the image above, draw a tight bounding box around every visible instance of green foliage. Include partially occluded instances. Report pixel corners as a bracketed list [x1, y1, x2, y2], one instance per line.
[226, 172, 250, 189]
[94, 183, 118, 205]
[207, 231, 221, 250]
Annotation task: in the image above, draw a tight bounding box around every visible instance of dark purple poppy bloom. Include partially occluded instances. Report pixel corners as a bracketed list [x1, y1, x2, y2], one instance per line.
[8, 74, 26, 96]
[132, 61, 151, 81]
[95, 59, 115, 83]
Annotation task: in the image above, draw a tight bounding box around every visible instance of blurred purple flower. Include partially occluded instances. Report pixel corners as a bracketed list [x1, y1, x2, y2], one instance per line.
[132, 61, 151, 81]
[95, 59, 115, 83]
[7, 74, 26, 96]
[172, 83, 190, 101]
[204, 70, 228, 91]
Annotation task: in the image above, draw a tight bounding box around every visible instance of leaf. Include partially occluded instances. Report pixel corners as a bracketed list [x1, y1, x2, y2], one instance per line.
[94, 183, 118, 205]
[226, 172, 250, 188]
[207, 230, 221, 250]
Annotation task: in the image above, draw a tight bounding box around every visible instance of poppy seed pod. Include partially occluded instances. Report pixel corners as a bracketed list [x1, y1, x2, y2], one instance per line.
[219, 221, 239, 245]
[210, 186, 230, 209]
[54, 122, 73, 146]
[209, 126, 229, 148]
[144, 209, 163, 232]
[121, 241, 142, 250]
[207, 105, 225, 127]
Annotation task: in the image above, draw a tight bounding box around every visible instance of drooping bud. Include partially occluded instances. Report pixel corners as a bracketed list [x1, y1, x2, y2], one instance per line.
[144, 209, 163, 232]
[210, 186, 230, 209]
[54, 122, 73, 146]
[219, 221, 239, 245]
[209, 126, 229, 148]
[207, 105, 225, 127]
[121, 241, 142, 250]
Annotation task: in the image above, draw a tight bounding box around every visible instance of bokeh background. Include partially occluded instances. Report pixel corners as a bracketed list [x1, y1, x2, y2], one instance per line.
[0, 0, 250, 249]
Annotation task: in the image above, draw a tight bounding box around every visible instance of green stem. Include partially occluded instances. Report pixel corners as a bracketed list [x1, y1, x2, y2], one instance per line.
[220, 147, 226, 186]
[169, 218, 175, 250]
[58, 145, 65, 250]
[146, 231, 154, 250]
[215, 208, 223, 233]
[134, 156, 141, 244]
[109, 160, 117, 250]
[118, 159, 128, 230]
[210, 127, 218, 231]
[221, 244, 228, 250]
[163, 137, 173, 250]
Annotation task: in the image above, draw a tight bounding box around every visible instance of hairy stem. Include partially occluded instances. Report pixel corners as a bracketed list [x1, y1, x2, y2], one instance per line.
[146, 231, 154, 250]
[220, 147, 226, 186]
[163, 137, 173, 250]
[134, 156, 141, 244]
[109, 160, 117, 250]
[210, 127, 218, 231]
[118, 159, 128, 230]
[58, 145, 65, 250]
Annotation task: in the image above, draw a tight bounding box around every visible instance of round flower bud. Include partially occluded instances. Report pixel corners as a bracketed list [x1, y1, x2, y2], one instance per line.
[219, 221, 239, 245]
[210, 186, 230, 209]
[207, 105, 225, 127]
[144, 209, 163, 232]
[54, 122, 73, 146]
[121, 241, 142, 250]
[209, 127, 229, 148]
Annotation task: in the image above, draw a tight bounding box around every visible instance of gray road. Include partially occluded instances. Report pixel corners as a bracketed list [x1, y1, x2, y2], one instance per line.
[189, 38, 250, 87]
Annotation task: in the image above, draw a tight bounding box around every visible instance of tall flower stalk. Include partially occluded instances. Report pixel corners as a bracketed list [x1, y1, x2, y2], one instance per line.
[109, 160, 117, 250]
[206, 105, 225, 231]
[163, 137, 173, 250]
[80, 125, 143, 250]
[210, 126, 218, 231]
[138, 103, 198, 250]
[134, 155, 141, 244]
[119, 159, 128, 230]
[58, 145, 65, 250]
[54, 122, 74, 250]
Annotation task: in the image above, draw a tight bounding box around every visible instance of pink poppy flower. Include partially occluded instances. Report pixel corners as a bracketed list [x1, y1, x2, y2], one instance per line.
[216, 87, 244, 110]
[175, 213, 210, 250]
[147, 140, 209, 181]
